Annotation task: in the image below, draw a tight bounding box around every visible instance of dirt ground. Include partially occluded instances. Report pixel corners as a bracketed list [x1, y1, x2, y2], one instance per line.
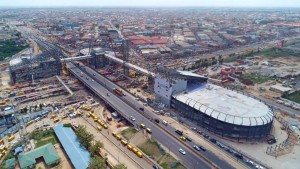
[34, 144, 73, 169]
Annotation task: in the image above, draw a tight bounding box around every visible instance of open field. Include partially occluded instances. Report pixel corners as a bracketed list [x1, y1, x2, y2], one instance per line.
[157, 154, 186, 169]
[0, 40, 28, 61]
[242, 73, 272, 84]
[31, 129, 58, 148]
[138, 139, 165, 161]
[121, 127, 137, 140]
[284, 91, 300, 104]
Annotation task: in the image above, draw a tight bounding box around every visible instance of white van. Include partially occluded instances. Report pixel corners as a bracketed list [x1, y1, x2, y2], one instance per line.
[162, 120, 168, 126]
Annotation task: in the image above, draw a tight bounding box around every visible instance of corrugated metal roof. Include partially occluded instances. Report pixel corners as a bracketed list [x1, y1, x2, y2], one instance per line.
[18, 143, 59, 169]
[53, 124, 90, 169]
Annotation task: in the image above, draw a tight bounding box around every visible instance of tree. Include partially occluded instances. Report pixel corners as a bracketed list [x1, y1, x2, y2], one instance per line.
[113, 164, 127, 169]
[75, 125, 94, 149]
[89, 141, 104, 157]
[23, 107, 28, 113]
[87, 156, 106, 169]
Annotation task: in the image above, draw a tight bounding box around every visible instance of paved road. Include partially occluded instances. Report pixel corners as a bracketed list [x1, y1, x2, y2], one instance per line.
[68, 62, 236, 169]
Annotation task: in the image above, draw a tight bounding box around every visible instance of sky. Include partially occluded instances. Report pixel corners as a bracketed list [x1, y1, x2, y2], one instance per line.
[1, 0, 300, 8]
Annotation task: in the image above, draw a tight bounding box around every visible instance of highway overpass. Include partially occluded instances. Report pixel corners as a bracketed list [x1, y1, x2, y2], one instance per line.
[67, 62, 236, 169]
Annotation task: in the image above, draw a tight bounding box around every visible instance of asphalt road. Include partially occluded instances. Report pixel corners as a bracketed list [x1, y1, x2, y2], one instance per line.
[68, 62, 236, 169]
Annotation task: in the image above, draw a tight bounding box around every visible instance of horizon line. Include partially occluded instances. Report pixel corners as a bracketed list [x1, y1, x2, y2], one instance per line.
[1, 6, 300, 9]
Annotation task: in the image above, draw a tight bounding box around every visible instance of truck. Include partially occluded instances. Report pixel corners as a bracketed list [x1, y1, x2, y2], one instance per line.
[113, 88, 125, 96]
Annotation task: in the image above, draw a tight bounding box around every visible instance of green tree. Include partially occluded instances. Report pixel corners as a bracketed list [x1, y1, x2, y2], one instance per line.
[113, 164, 127, 169]
[23, 107, 28, 113]
[87, 156, 106, 169]
[75, 125, 94, 149]
[89, 141, 104, 157]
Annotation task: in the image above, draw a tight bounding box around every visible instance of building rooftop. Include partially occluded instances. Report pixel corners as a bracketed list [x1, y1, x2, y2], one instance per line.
[173, 83, 273, 126]
[53, 124, 90, 169]
[17, 143, 60, 169]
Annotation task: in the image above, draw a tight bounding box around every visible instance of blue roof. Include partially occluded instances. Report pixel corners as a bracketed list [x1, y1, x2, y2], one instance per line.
[53, 124, 90, 169]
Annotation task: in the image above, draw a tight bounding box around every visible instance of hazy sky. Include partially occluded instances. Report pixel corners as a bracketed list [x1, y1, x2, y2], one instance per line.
[1, 0, 300, 7]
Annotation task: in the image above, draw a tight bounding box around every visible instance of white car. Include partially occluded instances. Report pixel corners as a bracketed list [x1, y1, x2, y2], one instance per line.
[130, 116, 136, 121]
[92, 79, 94, 82]
[179, 148, 186, 155]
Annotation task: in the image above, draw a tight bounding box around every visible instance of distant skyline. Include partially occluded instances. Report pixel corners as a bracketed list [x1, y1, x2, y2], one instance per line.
[1, 0, 300, 8]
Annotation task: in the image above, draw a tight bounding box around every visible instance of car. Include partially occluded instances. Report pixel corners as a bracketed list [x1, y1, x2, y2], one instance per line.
[199, 146, 206, 151]
[154, 119, 160, 123]
[191, 127, 197, 131]
[197, 130, 203, 135]
[210, 138, 217, 143]
[86, 77, 89, 80]
[153, 165, 160, 169]
[193, 145, 200, 151]
[186, 137, 192, 142]
[234, 153, 243, 159]
[179, 148, 186, 155]
[203, 134, 209, 139]
[246, 160, 254, 166]
[180, 136, 186, 141]
[130, 116, 136, 121]
[226, 148, 233, 153]
[255, 165, 265, 169]
[93, 74, 95, 76]
[139, 107, 144, 111]
[92, 79, 94, 82]
[175, 129, 183, 135]
[146, 128, 152, 133]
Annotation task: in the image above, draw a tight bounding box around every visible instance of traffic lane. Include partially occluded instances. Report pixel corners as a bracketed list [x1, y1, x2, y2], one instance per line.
[152, 118, 235, 169]
[70, 66, 213, 169]
[81, 65, 234, 169]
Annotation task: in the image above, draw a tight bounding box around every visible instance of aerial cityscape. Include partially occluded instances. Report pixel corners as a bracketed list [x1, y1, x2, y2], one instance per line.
[0, 1, 300, 169]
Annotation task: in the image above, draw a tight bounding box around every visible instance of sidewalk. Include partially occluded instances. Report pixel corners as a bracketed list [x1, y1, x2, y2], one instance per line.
[75, 117, 145, 169]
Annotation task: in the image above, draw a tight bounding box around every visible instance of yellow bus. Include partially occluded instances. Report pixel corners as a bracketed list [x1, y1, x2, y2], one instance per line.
[121, 140, 128, 146]
[42, 86, 48, 90]
[140, 123, 145, 129]
[127, 144, 133, 151]
[68, 107, 74, 112]
[51, 114, 57, 119]
[8, 135, 15, 142]
[116, 135, 122, 140]
[103, 124, 108, 129]
[93, 117, 98, 122]
[136, 151, 143, 158]
[112, 132, 117, 137]
[0, 139, 4, 145]
[132, 147, 138, 154]
[26, 120, 34, 127]
[86, 112, 91, 117]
